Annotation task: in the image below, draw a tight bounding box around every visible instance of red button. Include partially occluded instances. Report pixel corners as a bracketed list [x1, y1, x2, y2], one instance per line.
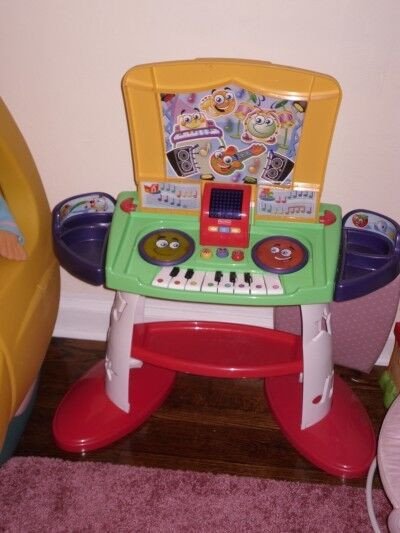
[319, 209, 336, 225]
[120, 198, 137, 213]
[232, 250, 244, 261]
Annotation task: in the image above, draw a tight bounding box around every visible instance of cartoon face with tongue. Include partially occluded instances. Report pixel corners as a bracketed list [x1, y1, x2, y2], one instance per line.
[200, 88, 236, 117]
[252, 236, 308, 273]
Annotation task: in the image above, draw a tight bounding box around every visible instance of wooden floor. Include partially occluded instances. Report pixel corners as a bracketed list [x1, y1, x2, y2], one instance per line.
[15, 337, 387, 488]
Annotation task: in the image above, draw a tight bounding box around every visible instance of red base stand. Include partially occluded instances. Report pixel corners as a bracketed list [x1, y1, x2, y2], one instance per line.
[53, 361, 176, 453]
[53, 350, 375, 479]
[265, 373, 376, 478]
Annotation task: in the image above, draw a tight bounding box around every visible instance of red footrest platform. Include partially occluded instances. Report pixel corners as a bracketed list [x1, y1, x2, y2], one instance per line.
[132, 321, 302, 378]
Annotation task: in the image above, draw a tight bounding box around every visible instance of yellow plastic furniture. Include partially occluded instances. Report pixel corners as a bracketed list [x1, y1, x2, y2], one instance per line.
[0, 99, 60, 454]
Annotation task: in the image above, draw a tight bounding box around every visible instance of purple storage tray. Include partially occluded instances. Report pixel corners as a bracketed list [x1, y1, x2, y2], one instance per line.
[52, 192, 116, 285]
[334, 209, 400, 302]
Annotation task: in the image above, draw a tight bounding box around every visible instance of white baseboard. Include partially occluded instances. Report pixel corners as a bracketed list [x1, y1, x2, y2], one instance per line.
[53, 293, 394, 366]
[53, 293, 274, 340]
[53, 293, 114, 341]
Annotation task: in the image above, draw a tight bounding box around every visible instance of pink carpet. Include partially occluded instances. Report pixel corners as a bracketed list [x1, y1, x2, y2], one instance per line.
[0, 456, 391, 532]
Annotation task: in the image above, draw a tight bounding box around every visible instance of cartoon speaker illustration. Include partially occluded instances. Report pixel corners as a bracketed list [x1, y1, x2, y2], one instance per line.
[260, 151, 294, 183]
[166, 145, 198, 177]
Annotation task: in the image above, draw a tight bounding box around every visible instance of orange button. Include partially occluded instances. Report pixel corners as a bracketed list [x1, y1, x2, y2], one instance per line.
[200, 248, 213, 259]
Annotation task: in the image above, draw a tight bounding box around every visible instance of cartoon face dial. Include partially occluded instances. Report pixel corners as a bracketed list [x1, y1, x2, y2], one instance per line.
[138, 229, 195, 266]
[242, 110, 280, 144]
[252, 236, 308, 273]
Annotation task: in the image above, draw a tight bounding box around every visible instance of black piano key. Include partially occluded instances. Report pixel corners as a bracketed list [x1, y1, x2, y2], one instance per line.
[170, 266, 180, 277]
[214, 271, 223, 283]
[229, 272, 237, 283]
[185, 268, 194, 279]
[244, 272, 252, 284]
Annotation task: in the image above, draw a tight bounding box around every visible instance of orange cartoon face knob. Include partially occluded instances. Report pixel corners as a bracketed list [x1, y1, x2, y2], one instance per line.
[138, 228, 195, 266]
[251, 236, 308, 274]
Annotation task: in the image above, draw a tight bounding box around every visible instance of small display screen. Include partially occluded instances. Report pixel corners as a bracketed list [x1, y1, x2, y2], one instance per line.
[209, 188, 243, 220]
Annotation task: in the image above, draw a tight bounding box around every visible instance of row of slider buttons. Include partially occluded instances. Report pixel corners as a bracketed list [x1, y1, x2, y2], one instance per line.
[208, 226, 241, 234]
[152, 267, 283, 295]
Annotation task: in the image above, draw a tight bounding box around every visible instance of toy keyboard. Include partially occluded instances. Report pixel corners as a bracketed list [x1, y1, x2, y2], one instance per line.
[105, 192, 342, 306]
[152, 266, 284, 295]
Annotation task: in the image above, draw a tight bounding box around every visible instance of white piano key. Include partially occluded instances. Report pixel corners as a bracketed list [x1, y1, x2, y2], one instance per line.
[234, 272, 250, 295]
[217, 272, 234, 294]
[264, 273, 284, 295]
[201, 271, 219, 293]
[168, 268, 188, 290]
[250, 273, 267, 295]
[184, 270, 205, 292]
[152, 266, 173, 288]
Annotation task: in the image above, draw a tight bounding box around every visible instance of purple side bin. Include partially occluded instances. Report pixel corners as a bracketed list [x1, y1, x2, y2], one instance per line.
[52, 192, 116, 285]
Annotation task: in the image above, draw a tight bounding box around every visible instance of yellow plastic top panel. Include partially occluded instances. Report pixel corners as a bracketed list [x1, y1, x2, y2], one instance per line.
[122, 58, 341, 199]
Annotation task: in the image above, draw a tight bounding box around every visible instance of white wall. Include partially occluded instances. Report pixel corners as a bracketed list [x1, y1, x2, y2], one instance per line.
[1, 0, 399, 340]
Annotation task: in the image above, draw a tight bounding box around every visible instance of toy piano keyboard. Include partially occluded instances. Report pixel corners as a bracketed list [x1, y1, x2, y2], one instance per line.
[107, 188, 340, 306]
[52, 59, 376, 479]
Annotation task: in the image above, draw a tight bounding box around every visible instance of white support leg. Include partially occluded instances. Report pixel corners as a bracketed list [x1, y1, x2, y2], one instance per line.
[105, 291, 145, 412]
[301, 303, 333, 429]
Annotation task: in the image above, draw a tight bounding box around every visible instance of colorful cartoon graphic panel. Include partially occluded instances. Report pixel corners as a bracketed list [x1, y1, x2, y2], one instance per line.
[161, 86, 307, 185]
